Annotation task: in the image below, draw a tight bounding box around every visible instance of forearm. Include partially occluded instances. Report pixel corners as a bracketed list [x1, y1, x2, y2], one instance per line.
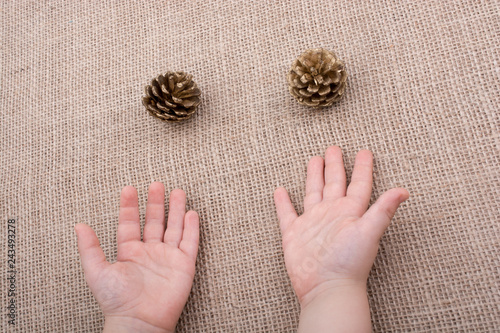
[298, 282, 372, 333]
[103, 316, 173, 333]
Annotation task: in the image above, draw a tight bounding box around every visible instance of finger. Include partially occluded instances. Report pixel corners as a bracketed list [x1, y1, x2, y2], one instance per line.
[143, 182, 166, 243]
[163, 189, 186, 247]
[274, 187, 298, 233]
[179, 211, 200, 261]
[361, 188, 410, 240]
[75, 223, 110, 283]
[323, 146, 346, 201]
[346, 150, 373, 213]
[117, 186, 141, 249]
[304, 156, 325, 211]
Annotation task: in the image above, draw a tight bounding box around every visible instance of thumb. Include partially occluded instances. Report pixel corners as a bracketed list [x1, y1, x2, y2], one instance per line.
[361, 188, 409, 240]
[75, 223, 110, 283]
[274, 187, 298, 233]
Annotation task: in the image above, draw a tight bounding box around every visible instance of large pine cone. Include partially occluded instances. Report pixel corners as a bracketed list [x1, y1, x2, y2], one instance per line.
[142, 71, 201, 122]
[287, 48, 347, 107]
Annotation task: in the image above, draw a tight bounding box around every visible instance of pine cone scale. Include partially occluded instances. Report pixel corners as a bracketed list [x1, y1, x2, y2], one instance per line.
[152, 85, 163, 99]
[177, 88, 201, 99]
[160, 85, 172, 97]
[163, 99, 177, 109]
[172, 108, 189, 116]
[156, 103, 171, 113]
[307, 84, 319, 93]
[297, 89, 306, 97]
[181, 98, 199, 108]
[318, 85, 330, 96]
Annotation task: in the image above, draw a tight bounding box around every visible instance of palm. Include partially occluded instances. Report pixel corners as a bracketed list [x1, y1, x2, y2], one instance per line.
[274, 147, 409, 303]
[90, 241, 195, 329]
[281, 198, 379, 300]
[76, 183, 199, 332]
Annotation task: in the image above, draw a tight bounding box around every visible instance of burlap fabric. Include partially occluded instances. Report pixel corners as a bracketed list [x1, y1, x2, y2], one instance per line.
[1, 1, 499, 332]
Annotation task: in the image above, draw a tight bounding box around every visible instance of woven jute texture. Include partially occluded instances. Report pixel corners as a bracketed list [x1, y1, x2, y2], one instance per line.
[1, 1, 499, 332]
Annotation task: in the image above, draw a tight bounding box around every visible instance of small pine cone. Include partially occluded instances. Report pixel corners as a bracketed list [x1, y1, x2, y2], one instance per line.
[287, 48, 347, 107]
[142, 71, 201, 122]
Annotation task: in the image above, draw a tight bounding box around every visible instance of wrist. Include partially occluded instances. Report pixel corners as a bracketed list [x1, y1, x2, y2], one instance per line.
[298, 280, 371, 333]
[103, 316, 173, 333]
[299, 279, 367, 309]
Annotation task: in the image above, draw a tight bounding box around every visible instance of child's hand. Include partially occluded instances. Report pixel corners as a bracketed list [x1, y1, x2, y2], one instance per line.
[75, 182, 199, 333]
[274, 146, 409, 308]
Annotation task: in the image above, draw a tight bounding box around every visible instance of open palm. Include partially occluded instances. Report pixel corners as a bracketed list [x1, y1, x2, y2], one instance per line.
[274, 146, 409, 305]
[75, 183, 199, 333]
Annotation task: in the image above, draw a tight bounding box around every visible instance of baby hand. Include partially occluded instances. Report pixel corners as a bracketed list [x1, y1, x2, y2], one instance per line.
[274, 147, 409, 307]
[75, 182, 199, 333]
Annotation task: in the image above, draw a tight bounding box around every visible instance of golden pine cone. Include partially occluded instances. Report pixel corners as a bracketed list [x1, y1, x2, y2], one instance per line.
[142, 71, 201, 122]
[287, 48, 347, 107]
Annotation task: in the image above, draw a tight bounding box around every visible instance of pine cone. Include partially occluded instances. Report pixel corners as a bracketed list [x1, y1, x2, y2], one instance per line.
[287, 48, 347, 107]
[142, 71, 201, 122]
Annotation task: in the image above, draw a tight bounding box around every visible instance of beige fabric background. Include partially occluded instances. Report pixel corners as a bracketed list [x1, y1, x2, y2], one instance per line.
[1, 1, 499, 332]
